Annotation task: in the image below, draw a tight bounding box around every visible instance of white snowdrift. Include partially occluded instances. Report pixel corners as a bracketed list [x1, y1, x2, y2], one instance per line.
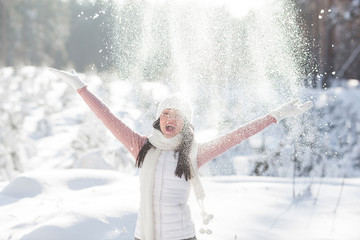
[0, 169, 139, 240]
[1, 169, 359, 240]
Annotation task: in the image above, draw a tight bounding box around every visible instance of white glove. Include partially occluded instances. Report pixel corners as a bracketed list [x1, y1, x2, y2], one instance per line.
[48, 68, 85, 90]
[270, 99, 313, 122]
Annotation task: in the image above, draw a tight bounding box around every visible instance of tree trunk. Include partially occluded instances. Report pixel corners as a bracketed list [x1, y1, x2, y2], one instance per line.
[0, 2, 8, 66]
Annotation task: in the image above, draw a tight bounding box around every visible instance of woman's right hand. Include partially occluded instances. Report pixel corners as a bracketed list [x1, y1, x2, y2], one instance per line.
[48, 68, 85, 90]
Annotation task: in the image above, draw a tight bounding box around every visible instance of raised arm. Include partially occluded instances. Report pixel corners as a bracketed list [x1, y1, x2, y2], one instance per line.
[197, 99, 313, 168]
[49, 69, 147, 159]
[197, 114, 276, 168]
[77, 86, 147, 158]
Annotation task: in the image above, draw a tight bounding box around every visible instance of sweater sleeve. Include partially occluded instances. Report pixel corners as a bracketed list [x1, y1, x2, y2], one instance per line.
[196, 114, 277, 168]
[77, 86, 147, 159]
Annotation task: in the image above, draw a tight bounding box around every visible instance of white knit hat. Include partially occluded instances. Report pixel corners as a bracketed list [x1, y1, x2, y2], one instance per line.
[156, 92, 193, 123]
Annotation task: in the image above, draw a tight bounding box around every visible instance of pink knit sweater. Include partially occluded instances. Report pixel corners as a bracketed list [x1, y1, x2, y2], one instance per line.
[77, 86, 276, 168]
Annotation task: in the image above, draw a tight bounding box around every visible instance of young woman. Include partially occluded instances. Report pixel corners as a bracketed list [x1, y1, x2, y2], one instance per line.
[50, 69, 312, 240]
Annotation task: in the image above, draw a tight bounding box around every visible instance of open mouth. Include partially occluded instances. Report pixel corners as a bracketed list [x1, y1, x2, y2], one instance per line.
[165, 125, 175, 132]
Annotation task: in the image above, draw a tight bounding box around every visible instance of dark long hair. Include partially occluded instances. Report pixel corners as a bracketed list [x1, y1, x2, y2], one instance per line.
[135, 118, 194, 181]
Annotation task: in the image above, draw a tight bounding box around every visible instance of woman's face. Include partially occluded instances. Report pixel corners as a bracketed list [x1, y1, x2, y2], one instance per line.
[159, 108, 185, 138]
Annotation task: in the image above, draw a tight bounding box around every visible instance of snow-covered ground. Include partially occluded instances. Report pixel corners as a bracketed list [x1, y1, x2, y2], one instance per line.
[1, 169, 359, 240]
[1, 66, 360, 239]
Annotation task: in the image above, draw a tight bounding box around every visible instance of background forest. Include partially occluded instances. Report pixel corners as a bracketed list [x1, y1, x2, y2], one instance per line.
[0, 0, 359, 81]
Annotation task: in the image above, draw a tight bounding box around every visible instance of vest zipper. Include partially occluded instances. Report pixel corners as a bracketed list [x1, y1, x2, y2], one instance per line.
[159, 151, 168, 240]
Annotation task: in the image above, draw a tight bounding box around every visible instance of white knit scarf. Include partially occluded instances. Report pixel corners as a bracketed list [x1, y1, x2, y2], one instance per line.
[140, 128, 207, 240]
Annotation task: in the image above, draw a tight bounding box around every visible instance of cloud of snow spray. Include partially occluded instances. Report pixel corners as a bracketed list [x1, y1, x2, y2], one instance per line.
[107, 0, 316, 176]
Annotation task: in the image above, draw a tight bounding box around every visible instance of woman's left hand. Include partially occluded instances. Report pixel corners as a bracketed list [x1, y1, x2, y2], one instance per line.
[270, 99, 313, 122]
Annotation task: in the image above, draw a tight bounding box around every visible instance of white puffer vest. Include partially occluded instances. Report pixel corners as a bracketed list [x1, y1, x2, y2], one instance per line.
[134, 150, 196, 240]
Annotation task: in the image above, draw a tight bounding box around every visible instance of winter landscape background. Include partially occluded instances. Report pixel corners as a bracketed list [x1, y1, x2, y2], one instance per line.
[1, 0, 360, 239]
[0, 66, 359, 240]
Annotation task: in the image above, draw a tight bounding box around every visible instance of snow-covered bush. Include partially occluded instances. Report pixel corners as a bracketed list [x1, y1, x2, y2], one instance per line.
[0, 66, 80, 180]
[248, 81, 360, 178]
